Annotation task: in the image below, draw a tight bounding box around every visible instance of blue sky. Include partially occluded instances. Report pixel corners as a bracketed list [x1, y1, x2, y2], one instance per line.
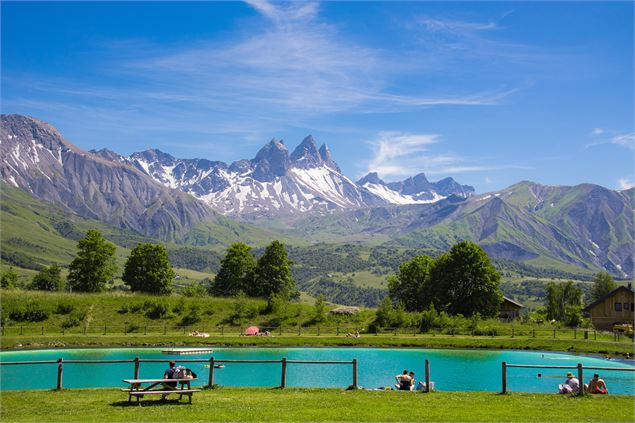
[2, 1, 633, 192]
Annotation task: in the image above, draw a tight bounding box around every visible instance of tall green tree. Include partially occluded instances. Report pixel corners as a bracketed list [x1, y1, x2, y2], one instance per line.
[67, 230, 117, 292]
[429, 241, 503, 317]
[388, 254, 433, 312]
[590, 271, 617, 302]
[31, 265, 64, 291]
[253, 240, 296, 299]
[209, 242, 256, 296]
[545, 280, 584, 324]
[122, 243, 175, 295]
[1, 268, 18, 289]
[312, 295, 327, 324]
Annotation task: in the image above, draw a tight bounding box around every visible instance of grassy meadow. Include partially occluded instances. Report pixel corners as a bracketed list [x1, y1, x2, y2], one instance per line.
[1, 290, 632, 355]
[1, 388, 633, 422]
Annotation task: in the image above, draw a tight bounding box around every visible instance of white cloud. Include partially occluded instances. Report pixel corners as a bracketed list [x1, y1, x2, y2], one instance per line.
[611, 133, 635, 150]
[363, 131, 528, 180]
[618, 177, 635, 190]
[591, 128, 605, 136]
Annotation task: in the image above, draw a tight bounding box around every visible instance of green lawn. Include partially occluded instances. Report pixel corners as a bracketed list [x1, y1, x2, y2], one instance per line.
[0, 388, 632, 422]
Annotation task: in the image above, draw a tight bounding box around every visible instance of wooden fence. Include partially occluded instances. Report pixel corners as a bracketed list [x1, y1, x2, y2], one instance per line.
[0, 324, 628, 342]
[501, 362, 635, 395]
[0, 356, 361, 391]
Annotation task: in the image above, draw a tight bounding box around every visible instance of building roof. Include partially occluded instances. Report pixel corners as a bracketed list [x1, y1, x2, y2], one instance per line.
[502, 296, 524, 308]
[583, 285, 635, 312]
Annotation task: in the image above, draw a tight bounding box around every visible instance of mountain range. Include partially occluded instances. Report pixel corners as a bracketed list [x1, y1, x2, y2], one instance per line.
[1, 114, 633, 279]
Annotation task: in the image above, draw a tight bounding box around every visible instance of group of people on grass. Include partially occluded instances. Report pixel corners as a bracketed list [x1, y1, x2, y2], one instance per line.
[394, 369, 418, 391]
[558, 372, 609, 395]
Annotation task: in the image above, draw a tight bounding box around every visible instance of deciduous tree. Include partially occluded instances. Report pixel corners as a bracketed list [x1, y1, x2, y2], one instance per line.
[429, 241, 503, 317]
[388, 254, 433, 311]
[253, 240, 296, 299]
[31, 265, 64, 291]
[122, 243, 175, 295]
[67, 230, 117, 292]
[209, 242, 256, 296]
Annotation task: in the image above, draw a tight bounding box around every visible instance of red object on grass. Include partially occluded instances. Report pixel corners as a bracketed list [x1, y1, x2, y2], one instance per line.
[245, 326, 260, 336]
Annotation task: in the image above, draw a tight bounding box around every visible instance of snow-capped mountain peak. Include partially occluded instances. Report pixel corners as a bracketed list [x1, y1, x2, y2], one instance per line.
[121, 136, 473, 218]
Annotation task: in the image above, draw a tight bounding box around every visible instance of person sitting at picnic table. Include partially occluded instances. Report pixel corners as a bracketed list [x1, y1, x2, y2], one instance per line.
[558, 372, 580, 394]
[395, 370, 412, 391]
[587, 374, 609, 394]
[163, 361, 178, 389]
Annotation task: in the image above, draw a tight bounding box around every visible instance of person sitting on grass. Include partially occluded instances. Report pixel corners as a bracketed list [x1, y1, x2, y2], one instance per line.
[558, 372, 580, 394]
[395, 370, 412, 391]
[408, 371, 416, 391]
[587, 374, 609, 394]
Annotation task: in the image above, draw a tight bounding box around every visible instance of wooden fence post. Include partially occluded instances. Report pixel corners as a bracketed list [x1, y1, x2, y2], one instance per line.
[577, 363, 584, 395]
[298, 325, 301, 336]
[337, 326, 340, 336]
[164, 324, 167, 335]
[317, 326, 320, 336]
[594, 330, 596, 340]
[574, 328, 576, 339]
[20, 326, 23, 335]
[56, 358, 63, 390]
[183, 326, 186, 335]
[221, 326, 224, 336]
[553, 328, 556, 339]
[134, 357, 140, 379]
[352, 359, 358, 389]
[279, 325, 283, 336]
[41, 326, 44, 336]
[144, 325, 147, 335]
[104, 324, 107, 335]
[84, 326, 87, 335]
[511, 327, 514, 338]
[532, 328, 535, 338]
[501, 361, 507, 394]
[425, 359, 431, 393]
[413, 327, 416, 337]
[208, 357, 215, 388]
[280, 358, 287, 388]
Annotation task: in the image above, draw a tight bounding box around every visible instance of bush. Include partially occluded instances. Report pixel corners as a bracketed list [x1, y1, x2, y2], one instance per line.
[172, 298, 186, 315]
[144, 301, 171, 319]
[125, 324, 141, 333]
[181, 284, 207, 297]
[180, 305, 202, 326]
[9, 302, 49, 322]
[55, 303, 75, 315]
[61, 315, 82, 329]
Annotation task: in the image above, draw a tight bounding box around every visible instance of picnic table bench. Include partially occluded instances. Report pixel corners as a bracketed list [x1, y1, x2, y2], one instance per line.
[121, 378, 201, 404]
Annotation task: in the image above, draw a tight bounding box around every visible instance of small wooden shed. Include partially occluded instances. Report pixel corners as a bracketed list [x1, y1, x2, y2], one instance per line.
[499, 296, 523, 320]
[583, 285, 635, 331]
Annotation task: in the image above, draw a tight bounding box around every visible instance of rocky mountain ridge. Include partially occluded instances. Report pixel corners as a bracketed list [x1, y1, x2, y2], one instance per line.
[118, 134, 473, 218]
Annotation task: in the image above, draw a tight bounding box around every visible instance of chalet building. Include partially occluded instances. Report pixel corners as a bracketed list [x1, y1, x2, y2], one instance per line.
[583, 285, 635, 331]
[499, 296, 524, 320]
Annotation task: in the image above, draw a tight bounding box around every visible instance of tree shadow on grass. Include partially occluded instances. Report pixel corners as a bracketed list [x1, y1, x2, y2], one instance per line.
[110, 399, 193, 407]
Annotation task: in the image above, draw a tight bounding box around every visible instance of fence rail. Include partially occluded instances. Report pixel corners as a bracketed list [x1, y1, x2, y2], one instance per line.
[501, 361, 635, 394]
[0, 324, 630, 342]
[0, 356, 363, 391]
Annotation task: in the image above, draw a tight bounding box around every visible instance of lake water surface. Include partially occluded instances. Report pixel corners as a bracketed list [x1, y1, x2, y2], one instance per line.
[1, 348, 633, 394]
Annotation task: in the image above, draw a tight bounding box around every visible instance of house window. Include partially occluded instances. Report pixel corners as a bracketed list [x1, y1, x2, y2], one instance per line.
[615, 302, 622, 312]
[625, 303, 630, 311]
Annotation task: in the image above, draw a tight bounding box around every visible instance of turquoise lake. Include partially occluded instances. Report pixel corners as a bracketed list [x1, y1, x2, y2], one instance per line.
[1, 348, 633, 394]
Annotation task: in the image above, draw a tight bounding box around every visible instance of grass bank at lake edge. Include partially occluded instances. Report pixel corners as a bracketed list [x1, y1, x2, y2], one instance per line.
[1, 388, 633, 422]
[1, 334, 632, 356]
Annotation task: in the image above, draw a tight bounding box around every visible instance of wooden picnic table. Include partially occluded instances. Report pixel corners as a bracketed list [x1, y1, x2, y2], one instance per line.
[121, 378, 201, 404]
